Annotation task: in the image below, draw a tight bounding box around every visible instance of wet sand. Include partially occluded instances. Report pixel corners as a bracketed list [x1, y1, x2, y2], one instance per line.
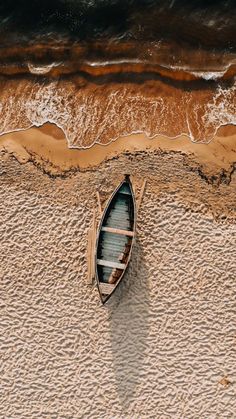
[0, 123, 236, 180]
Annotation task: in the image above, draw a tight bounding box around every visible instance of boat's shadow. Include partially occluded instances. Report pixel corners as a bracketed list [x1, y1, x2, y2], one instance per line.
[107, 236, 150, 411]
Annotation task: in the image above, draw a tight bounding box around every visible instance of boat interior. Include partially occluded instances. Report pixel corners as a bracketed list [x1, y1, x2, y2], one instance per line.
[97, 182, 135, 289]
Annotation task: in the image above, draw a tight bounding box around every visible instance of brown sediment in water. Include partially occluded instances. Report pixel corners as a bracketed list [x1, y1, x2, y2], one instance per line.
[0, 36, 236, 149]
[0, 40, 236, 80]
[0, 67, 235, 148]
[0, 123, 236, 179]
[0, 21, 236, 92]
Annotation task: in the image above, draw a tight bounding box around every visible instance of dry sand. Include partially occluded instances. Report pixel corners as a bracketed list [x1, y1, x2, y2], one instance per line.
[0, 134, 235, 417]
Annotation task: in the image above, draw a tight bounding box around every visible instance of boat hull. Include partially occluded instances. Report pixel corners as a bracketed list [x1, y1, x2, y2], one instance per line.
[95, 176, 136, 304]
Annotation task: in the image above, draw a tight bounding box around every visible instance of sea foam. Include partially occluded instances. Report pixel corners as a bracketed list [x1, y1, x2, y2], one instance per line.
[0, 75, 235, 148]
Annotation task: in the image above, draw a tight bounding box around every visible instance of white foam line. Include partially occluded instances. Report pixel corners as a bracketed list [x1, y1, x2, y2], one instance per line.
[1, 119, 236, 152]
[27, 62, 63, 75]
[159, 61, 236, 80]
[66, 128, 219, 151]
[0, 77, 235, 150]
[84, 59, 144, 67]
[72, 58, 236, 81]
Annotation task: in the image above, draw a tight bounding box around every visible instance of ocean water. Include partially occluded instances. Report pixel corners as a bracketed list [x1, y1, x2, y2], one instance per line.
[0, 0, 235, 147]
[0, 75, 235, 148]
[0, 0, 235, 53]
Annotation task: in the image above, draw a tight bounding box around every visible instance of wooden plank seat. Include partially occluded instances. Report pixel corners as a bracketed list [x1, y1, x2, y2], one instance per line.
[118, 191, 131, 195]
[105, 223, 131, 230]
[97, 259, 126, 270]
[101, 227, 134, 237]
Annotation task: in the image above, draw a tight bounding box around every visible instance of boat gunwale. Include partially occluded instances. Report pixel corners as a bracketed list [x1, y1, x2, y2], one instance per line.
[95, 176, 136, 304]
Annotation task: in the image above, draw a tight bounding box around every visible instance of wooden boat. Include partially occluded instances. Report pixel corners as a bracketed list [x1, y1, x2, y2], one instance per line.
[95, 175, 136, 304]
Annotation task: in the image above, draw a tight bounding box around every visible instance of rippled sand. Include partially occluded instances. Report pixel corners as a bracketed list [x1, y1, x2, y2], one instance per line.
[0, 143, 235, 417]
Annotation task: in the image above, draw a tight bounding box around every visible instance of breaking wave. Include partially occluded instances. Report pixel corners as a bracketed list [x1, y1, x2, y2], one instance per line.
[27, 62, 62, 75]
[0, 72, 235, 148]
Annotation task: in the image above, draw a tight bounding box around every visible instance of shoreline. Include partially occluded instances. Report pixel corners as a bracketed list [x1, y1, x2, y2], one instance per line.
[1, 127, 236, 417]
[0, 122, 236, 177]
[1, 68, 235, 148]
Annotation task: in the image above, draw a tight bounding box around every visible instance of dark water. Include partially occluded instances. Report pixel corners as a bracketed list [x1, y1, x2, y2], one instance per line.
[0, 0, 235, 50]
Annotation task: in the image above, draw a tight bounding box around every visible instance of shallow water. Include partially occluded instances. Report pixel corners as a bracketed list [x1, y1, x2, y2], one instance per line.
[0, 72, 235, 148]
[0, 1, 235, 147]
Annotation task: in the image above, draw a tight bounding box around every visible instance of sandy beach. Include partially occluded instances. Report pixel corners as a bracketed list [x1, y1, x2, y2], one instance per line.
[0, 127, 236, 417]
[0, 1, 236, 416]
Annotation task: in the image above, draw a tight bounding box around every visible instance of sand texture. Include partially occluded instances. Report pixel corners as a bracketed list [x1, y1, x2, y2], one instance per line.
[1, 123, 236, 179]
[0, 149, 236, 418]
